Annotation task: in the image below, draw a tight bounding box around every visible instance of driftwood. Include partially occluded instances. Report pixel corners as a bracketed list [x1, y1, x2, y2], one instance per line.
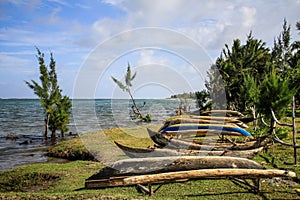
[147, 128, 271, 150]
[88, 156, 264, 181]
[115, 141, 264, 159]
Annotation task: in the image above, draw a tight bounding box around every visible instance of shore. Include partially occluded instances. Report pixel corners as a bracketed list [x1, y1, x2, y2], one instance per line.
[1, 125, 300, 199]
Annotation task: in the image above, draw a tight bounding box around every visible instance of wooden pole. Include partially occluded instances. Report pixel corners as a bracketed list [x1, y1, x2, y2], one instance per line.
[123, 169, 296, 186]
[292, 96, 297, 165]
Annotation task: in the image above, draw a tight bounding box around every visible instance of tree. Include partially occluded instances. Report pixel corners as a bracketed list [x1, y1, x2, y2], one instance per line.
[205, 61, 227, 110]
[204, 18, 299, 136]
[290, 21, 300, 106]
[195, 90, 211, 111]
[206, 33, 270, 112]
[25, 48, 72, 140]
[257, 66, 295, 133]
[111, 63, 151, 122]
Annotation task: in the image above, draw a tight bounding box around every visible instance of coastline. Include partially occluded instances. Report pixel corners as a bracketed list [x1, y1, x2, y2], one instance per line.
[0, 124, 299, 199]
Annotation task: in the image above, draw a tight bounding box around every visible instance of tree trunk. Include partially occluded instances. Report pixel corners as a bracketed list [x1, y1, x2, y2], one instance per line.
[292, 96, 297, 165]
[251, 106, 257, 130]
[44, 113, 50, 140]
[128, 89, 143, 119]
[270, 118, 275, 135]
[51, 130, 56, 142]
[61, 128, 65, 138]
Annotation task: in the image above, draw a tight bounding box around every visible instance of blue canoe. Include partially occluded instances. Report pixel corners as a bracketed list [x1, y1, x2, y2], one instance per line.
[160, 123, 253, 137]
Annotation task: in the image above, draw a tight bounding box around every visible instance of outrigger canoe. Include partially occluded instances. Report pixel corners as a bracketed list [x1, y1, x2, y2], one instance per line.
[160, 117, 249, 130]
[114, 141, 264, 159]
[160, 123, 253, 137]
[147, 128, 270, 150]
[88, 156, 264, 180]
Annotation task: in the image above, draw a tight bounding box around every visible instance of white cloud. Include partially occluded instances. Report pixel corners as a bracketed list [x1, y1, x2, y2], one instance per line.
[1, 0, 300, 98]
[0, 54, 34, 74]
[136, 50, 170, 66]
[99, 0, 299, 50]
[240, 6, 256, 28]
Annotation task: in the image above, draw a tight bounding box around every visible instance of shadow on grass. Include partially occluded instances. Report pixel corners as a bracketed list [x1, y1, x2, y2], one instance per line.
[186, 191, 267, 198]
[186, 190, 299, 200]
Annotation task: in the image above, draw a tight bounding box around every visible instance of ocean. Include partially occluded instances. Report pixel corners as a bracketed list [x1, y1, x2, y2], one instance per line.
[0, 98, 193, 171]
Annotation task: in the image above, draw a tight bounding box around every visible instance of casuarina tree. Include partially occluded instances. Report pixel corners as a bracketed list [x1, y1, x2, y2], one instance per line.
[25, 48, 72, 140]
[111, 63, 151, 122]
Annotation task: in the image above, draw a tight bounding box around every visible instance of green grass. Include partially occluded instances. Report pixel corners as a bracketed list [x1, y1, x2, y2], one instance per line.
[1, 124, 300, 199]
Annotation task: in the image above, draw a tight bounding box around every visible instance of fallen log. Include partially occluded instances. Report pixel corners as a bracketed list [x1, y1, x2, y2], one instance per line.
[114, 141, 264, 159]
[123, 169, 296, 186]
[88, 156, 264, 180]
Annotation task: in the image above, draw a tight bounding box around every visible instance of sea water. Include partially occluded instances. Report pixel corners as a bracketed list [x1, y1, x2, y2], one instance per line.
[0, 98, 188, 171]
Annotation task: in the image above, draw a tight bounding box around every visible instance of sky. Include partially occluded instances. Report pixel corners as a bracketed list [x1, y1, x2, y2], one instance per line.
[0, 0, 299, 99]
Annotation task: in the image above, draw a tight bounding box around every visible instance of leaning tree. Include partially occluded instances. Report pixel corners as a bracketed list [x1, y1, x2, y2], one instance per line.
[111, 63, 151, 122]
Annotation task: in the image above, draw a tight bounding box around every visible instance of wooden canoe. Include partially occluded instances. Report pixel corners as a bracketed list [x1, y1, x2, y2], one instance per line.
[200, 110, 244, 117]
[87, 156, 264, 180]
[160, 117, 248, 130]
[147, 128, 271, 150]
[189, 115, 242, 122]
[164, 129, 244, 137]
[114, 141, 264, 159]
[86, 168, 296, 189]
[160, 124, 253, 137]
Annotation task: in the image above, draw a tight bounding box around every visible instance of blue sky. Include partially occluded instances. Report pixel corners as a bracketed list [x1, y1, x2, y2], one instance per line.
[0, 0, 299, 99]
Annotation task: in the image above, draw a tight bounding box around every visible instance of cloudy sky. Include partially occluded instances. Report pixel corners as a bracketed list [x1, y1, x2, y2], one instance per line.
[0, 0, 299, 99]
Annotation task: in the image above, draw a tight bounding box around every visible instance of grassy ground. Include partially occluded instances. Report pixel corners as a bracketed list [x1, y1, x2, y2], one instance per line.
[1, 124, 300, 199]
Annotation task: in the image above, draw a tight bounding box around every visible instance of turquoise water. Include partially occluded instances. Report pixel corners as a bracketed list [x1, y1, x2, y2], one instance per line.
[0, 98, 187, 171]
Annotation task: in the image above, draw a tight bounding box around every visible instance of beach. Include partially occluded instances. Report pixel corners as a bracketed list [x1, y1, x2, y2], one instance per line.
[0, 98, 184, 171]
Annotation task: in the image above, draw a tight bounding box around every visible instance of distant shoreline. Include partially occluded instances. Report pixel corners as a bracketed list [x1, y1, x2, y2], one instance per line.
[0, 98, 175, 100]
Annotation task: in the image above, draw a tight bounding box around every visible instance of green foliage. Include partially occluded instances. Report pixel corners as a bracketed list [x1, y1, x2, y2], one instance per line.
[195, 90, 211, 111]
[257, 67, 295, 119]
[25, 48, 71, 139]
[206, 19, 299, 123]
[241, 74, 259, 108]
